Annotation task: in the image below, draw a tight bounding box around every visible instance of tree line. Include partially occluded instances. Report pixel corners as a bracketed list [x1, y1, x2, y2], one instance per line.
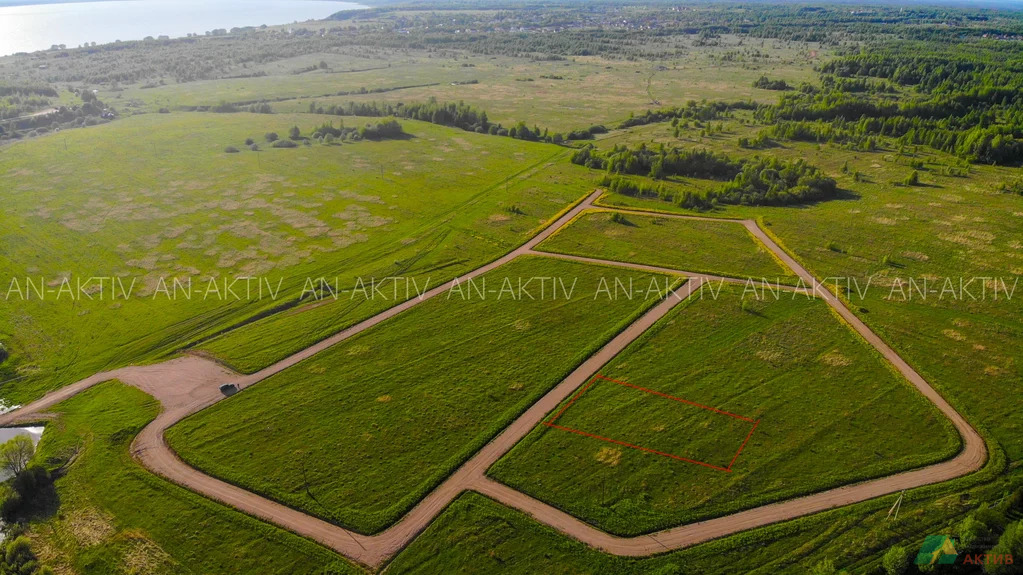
[757, 47, 1023, 165]
[307, 98, 595, 144]
[575, 143, 838, 208]
[233, 118, 407, 152]
[0, 88, 114, 141]
[617, 100, 755, 130]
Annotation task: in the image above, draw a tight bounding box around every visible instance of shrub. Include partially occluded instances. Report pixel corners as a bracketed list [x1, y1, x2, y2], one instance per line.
[986, 521, 1023, 575]
[272, 139, 298, 148]
[11, 465, 50, 499]
[0, 487, 21, 520]
[0, 343, 7, 364]
[1000, 180, 1023, 195]
[210, 100, 237, 113]
[882, 545, 910, 575]
[0, 535, 50, 574]
[244, 138, 254, 146]
[1, 464, 51, 522]
[958, 515, 993, 548]
[249, 144, 260, 152]
[359, 118, 405, 140]
[753, 76, 790, 90]
[264, 132, 279, 142]
[224, 146, 239, 153]
[740, 298, 754, 314]
[565, 129, 594, 140]
[1007, 486, 1023, 516]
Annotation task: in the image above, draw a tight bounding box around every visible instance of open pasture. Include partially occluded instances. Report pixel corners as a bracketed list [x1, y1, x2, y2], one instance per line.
[166, 256, 673, 534]
[110, 34, 820, 133]
[0, 111, 585, 399]
[537, 209, 794, 281]
[489, 284, 960, 535]
[594, 128, 1023, 462]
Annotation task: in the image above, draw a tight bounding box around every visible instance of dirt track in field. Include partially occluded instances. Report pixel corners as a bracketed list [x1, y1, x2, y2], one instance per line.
[0, 191, 986, 570]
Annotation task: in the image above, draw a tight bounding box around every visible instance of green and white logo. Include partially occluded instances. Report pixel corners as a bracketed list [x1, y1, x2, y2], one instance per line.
[915, 535, 959, 566]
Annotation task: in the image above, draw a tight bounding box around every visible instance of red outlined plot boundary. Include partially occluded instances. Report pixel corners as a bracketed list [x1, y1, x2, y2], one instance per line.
[543, 374, 760, 473]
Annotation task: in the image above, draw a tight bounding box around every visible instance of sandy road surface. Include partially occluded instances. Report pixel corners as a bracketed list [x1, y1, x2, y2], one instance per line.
[0, 192, 985, 570]
[0, 108, 58, 124]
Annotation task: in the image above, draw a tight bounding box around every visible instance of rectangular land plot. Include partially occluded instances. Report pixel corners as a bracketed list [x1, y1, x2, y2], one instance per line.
[31, 382, 356, 574]
[536, 210, 795, 282]
[165, 256, 674, 534]
[489, 284, 961, 536]
[545, 375, 758, 472]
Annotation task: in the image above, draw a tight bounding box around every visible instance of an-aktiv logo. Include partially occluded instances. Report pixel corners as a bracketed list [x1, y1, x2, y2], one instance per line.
[915, 534, 1015, 568]
[958, 550, 1015, 568]
[915, 535, 959, 566]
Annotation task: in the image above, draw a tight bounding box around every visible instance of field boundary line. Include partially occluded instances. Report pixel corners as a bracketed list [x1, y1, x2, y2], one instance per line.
[0, 191, 987, 570]
[527, 249, 814, 295]
[541, 374, 759, 472]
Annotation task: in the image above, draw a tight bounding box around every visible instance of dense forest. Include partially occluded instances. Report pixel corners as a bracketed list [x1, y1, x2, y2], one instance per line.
[755, 45, 1023, 166]
[574, 143, 838, 208]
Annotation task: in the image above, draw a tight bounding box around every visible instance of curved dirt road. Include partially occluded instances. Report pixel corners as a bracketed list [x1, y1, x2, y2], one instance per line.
[0, 192, 986, 570]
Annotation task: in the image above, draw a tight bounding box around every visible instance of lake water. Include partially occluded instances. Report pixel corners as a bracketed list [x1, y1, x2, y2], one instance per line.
[0, 426, 43, 446]
[0, 426, 45, 481]
[0, 0, 367, 57]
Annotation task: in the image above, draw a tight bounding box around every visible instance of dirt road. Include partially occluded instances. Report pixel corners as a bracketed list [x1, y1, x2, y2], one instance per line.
[0, 191, 986, 570]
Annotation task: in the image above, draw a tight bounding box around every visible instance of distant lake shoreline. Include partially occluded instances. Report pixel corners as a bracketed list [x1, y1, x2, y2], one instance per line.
[0, 0, 367, 57]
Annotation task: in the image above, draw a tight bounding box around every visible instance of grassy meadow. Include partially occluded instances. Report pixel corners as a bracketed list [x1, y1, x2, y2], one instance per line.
[593, 122, 1023, 464]
[192, 157, 596, 374]
[489, 285, 961, 536]
[536, 210, 795, 281]
[0, 111, 588, 399]
[27, 382, 356, 575]
[166, 256, 673, 534]
[387, 455, 1021, 575]
[2, 5, 1021, 572]
[110, 36, 819, 133]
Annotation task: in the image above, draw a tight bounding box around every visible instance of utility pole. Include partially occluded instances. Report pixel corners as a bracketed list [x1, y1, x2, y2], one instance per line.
[887, 491, 905, 521]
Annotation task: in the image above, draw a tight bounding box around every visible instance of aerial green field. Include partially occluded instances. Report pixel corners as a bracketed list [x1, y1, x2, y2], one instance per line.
[3, 2, 1023, 573]
[489, 285, 960, 535]
[387, 461, 1023, 575]
[166, 256, 673, 533]
[536, 209, 794, 281]
[269, 42, 818, 133]
[115, 60, 471, 113]
[191, 157, 595, 374]
[28, 382, 356, 575]
[596, 132, 1023, 463]
[109, 37, 818, 133]
[0, 111, 588, 398]
[385, 492, 849, 575]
